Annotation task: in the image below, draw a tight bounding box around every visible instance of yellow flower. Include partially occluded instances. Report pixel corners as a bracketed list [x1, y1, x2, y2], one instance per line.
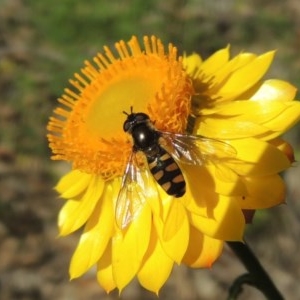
[47, 36, 300, 293]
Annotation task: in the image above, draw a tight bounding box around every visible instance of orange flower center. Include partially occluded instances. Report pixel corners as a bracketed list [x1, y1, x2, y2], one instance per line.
[47, 36, 193, 180]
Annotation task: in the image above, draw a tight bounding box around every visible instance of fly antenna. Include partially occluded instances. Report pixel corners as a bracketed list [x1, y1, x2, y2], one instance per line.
[123, 106, 134, 116]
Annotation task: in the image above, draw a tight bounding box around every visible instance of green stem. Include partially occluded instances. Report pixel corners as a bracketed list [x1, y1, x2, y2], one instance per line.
[227, 241, 284, 300]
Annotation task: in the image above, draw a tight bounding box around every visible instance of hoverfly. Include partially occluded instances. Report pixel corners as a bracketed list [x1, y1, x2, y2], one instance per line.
[115, 107, 236, 229]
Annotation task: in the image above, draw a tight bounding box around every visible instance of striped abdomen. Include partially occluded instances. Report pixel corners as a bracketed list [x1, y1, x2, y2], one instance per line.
[147, 146, 186, 197]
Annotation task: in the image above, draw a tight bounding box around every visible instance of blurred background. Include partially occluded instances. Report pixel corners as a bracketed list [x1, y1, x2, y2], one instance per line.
[0, 0, 300, 299]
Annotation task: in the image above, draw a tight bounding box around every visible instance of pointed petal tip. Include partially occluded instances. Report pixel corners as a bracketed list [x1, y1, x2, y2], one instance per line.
[69, 269, 78, 281]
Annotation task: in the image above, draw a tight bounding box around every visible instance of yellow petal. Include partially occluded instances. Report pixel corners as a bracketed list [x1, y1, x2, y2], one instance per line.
[199, 46, 230, 75]
[250, 79, 297, 102]
[145, 181, 162, 219]
[137, 228, 173, 294]
[182, 165, 245, 216]
[55, 169, 92, 198]
[212, 52, 256, 89]
[210, 100, 287, 121]
[181, 187, 209, 218]
[154, 200, 189, 264]
[163, 199, 187, 240]
[112, 202, 152, 291]
[206, 164, 247, 196]
[226, 138, 291, 176]
[270, 138, 295, 163]
[58, 175, 105, 236]
[261, 102, 300, 133]
[69, 184, 114, 278]
[217, 51, 275, 100]
[180, 165, 216, 216]
[182, 225, 223, 268]
[239, 174, 286, 209]
[97, 242, 117, 293]
[197, 100, 291, 139]
[197, 115, 268, 139]
[190, 195, 245, 241]
[183, 53, 203, 76]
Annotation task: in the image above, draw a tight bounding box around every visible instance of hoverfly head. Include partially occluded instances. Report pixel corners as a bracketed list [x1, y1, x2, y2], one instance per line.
[123, 107, 150, 133]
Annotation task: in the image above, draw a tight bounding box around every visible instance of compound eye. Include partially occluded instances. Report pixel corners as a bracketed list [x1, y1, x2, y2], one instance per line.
[135, 113, 149, 122]
[123, 120, 131, 132]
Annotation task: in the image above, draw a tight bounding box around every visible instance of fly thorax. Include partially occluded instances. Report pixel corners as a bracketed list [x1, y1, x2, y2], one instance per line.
[132, 124, 159, 151]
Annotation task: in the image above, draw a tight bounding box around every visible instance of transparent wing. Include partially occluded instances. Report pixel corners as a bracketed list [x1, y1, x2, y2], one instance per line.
[160, 132, 236, 166]
[115, 152, 149, 229]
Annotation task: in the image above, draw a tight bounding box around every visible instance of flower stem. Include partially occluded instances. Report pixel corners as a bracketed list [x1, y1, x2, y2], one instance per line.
[227, 241, 284, 300]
